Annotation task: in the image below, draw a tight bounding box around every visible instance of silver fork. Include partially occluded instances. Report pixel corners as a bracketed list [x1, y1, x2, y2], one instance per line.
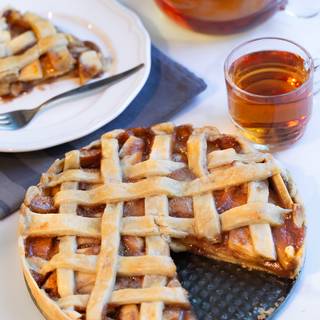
[0, 63, 144, 130]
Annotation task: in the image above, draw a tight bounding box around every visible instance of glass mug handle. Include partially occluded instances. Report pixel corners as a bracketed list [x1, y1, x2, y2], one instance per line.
[313, 58, 320, 95]
[284, 0, 320, 18]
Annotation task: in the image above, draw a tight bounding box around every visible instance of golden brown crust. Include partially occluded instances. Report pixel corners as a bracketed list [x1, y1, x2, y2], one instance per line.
[18, 122, 306, 320]
[173, 170, 305, 279]
[19, 228, 71, 320]
[0, 8, 109, 100]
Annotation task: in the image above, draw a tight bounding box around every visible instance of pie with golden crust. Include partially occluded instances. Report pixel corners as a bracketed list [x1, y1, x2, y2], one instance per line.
[19, 123, 305, 320]
[0, 8, 110, 99]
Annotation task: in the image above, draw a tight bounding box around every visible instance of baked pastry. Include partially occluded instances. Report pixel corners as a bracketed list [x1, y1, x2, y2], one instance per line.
[0, 8, 110, 99]
[19, 123, 305, 320]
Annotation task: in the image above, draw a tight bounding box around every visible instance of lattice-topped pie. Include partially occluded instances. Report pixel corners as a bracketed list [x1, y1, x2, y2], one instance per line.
[0, 8, 110, 99]
[19, 123, 305, 320]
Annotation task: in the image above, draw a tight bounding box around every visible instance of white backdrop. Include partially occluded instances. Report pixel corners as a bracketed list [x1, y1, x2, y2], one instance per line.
[0, 1, 319, 319]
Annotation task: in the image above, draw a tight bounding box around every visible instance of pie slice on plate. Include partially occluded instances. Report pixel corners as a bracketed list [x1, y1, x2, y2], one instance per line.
[19, 123, 305, 320]
[0, 8, 110, 99]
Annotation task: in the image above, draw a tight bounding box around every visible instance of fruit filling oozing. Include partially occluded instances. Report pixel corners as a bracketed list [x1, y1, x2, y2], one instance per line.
[24, 125, 304, 317]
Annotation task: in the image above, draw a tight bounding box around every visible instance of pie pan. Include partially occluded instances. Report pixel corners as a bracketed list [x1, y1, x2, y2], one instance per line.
[173, 253, 299, 319]
[19, 123, 305, 320]
[25, 258, 299, 320]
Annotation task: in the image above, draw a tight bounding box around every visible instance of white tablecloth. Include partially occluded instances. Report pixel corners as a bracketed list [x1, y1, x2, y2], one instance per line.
[120, 2, 320, 319]
[1, 1, 319, 319]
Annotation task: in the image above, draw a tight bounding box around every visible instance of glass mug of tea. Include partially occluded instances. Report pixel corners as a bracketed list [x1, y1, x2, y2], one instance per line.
[224, 37, 319, 150]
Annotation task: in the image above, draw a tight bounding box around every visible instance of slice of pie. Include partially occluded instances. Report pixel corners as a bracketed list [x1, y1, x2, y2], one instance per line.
[0, 8, 110, 99]
[19, 123, 305, 320]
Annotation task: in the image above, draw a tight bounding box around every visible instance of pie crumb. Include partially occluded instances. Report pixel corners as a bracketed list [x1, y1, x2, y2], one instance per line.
[257, 296, 285, 319]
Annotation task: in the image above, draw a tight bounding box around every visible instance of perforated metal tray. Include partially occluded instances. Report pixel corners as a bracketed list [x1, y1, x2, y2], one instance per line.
[25, 252, 298, 320]
[173, 252, 298, 320]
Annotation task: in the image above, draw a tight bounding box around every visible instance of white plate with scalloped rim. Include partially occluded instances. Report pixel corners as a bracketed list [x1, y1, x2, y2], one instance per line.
[0, 0, 151, 152]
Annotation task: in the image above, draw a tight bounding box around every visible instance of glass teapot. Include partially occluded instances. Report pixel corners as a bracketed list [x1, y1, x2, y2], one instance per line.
[155, 0, 320, 34]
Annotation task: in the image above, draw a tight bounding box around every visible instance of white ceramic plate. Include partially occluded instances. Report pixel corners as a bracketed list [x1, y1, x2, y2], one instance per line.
[0, 0, 151, 152]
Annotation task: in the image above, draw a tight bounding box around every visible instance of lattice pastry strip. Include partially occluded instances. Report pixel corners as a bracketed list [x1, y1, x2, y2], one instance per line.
[22, 211, 184, 238]
[140, 131, 172, 320]
[8, 12, 55, 80]
[54, 160, 281, 205]
[220, 203, 290, 231]
[33, 254, 175, 277]
[58, 287, 189, 309]
[247, 181, 277, 260]
[86, 137, 123, 320]
[42, 154, 275, 188]
[272, 173, 294, 209]
[187, 132, 221, 241]
[23, 202, 290, 242]
[56, 150, 80, 319]
[207, 148, 266, 169]
[0, 30, 36, 58]
[87, 202, 123, 320]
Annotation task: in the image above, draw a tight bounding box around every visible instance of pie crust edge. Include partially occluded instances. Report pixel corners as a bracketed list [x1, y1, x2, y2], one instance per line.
[17, 123, 306, 320]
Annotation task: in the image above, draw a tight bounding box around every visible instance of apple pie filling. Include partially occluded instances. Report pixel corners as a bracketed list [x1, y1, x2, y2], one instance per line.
[20, 123, 305, 320]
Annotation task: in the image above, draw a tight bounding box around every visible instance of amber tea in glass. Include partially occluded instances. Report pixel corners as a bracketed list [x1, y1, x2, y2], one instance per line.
[155, 0, 287, 34]
[225, 38, 317, 149]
